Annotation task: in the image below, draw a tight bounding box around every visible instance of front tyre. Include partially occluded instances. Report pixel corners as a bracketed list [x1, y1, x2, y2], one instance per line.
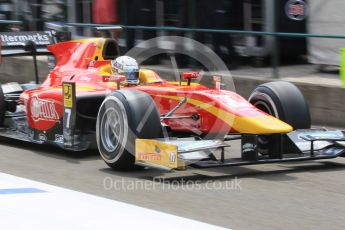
[249, 81, 311, 156]
[96, 90, 161, 170]
[249, 81, 311, 129]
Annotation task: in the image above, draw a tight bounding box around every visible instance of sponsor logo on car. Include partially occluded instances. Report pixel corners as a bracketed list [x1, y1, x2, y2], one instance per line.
[63, 83, 74, 108]
[137, 152, 162, 161]
[135, 139, 178, 169]
[31, 96, 59, 122]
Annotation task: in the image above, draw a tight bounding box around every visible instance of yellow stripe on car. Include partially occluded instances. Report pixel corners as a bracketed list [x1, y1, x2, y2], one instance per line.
[156, 95, 292, 134]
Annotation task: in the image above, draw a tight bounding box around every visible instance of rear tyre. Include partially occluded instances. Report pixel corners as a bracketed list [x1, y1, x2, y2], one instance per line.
[249, 81, 311, 129]
[96, 90, 161, 170]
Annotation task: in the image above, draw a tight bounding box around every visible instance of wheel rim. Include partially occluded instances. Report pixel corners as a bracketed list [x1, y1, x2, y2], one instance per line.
[100, 107, 125, 155]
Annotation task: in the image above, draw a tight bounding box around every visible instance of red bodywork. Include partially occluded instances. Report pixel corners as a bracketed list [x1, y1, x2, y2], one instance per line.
[19, 38, 292, 138]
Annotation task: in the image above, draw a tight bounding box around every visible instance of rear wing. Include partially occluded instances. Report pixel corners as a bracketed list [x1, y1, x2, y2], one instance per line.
[46, 22, 123, 40]
[0, 30, 70, 57]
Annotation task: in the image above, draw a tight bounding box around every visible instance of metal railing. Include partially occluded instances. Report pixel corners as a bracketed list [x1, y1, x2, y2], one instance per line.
[0, 20, 22, 25]
[3, 20, 345, 79]
[67, 23, 345, 39]
[66, 22, 345, 78]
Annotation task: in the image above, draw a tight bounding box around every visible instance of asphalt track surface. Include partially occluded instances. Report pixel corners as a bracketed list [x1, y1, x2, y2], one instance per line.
[1, 137, 345, 230]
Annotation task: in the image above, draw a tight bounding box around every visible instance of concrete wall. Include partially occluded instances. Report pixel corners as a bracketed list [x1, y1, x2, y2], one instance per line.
[0, 56, 49, 84]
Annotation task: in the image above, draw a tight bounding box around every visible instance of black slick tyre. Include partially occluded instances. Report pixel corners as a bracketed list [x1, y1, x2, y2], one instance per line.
[249, 81, 311, 129]
[96, 90, 161, 170]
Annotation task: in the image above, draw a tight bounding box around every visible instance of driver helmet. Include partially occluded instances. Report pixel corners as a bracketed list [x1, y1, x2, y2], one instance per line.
[111, 56, 140, 85]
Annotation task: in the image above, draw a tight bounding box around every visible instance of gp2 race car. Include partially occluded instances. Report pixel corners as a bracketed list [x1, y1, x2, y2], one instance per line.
[1, 30, 345, 171]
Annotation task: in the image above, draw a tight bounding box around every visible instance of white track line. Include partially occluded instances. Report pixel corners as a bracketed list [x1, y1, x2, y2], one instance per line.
[0, 173, 229, 230]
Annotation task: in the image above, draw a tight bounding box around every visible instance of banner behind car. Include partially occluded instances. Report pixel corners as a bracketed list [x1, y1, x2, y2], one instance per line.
[0, 31, 55, 47]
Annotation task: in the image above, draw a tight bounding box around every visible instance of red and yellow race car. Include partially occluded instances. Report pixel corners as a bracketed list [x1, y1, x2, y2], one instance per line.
[1, 30, 345, 171]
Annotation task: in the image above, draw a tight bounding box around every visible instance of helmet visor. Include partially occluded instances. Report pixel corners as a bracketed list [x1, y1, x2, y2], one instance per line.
[126, 71, 139, 82]
[112, 67, 139, 83]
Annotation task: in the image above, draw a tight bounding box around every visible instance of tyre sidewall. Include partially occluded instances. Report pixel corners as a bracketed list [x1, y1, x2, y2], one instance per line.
[96, 95, 130, 164]
[249, 81, 311, 129]
[96, 90, 161, 169]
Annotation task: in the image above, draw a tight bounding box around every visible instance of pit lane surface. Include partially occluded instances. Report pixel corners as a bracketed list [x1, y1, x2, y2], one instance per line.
[1, 137, 345, 230]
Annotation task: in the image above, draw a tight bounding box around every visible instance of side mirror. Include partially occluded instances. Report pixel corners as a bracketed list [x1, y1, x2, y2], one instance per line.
[182, 71, 199, 86]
